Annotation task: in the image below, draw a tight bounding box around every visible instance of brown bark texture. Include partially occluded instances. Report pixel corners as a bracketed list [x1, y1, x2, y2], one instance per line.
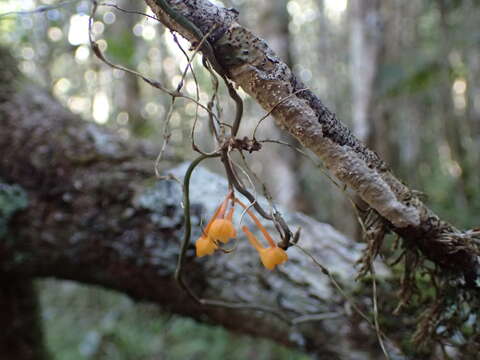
[0, 277, 49, 360]
[0, 49, 395, 359]
[143, 0, 480, 287]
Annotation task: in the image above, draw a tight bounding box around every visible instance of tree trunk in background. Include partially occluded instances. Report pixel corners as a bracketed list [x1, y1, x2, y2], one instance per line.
[243, 0, 303, 210]
[467, 50, 480, 135]
[122, 70, 144, 132]
[437, 0, 480, 211]
[0, 277, 49, 360]
[371, 0, 423, 174]
[465, 1, 480, 180]
[254, 0, 293, 68]
[110, 0, 146, 136]
[437, 1, 470, 209]
[466, 46, 480, 198]
[349, 0, 382, 144]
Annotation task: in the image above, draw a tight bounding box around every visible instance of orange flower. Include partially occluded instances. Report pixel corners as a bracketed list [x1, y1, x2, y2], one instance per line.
[258, 247, 288, 270]
[208, 207, 236, 243]
[195, 193, 236, 257]
[195, 235, 218, 257]
[242, 226, 288, 270]
[193, 191, 289, 270]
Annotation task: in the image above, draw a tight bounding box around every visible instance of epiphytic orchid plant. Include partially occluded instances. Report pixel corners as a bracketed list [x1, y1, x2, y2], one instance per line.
[173, 76, 298, 302]
[195, 192, 288, 270]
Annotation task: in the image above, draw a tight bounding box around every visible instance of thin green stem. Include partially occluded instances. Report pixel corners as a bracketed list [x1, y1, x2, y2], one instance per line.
[175, 153, 220, 301]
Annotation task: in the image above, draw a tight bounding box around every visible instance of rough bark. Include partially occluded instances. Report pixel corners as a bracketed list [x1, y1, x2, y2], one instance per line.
[0, 50, 395, 359]
[143, 0, 480, 286]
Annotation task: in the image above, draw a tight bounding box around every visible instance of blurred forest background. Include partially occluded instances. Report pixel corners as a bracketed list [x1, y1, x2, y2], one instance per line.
[1, 0, 479, 358]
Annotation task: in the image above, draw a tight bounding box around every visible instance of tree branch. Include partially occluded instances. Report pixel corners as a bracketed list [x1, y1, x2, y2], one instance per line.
[143, 0, 480, 286]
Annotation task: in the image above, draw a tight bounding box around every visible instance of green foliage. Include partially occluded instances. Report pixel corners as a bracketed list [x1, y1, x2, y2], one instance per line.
[378, 60, 442, 97]
[0, 181, 28, 238]
[39, 280, 308, 360]
[106, 32, 136, 67]
[415, 153, 480, 229]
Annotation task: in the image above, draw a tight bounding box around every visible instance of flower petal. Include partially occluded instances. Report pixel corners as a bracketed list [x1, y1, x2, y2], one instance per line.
[208, 219, 236, 243]
[259, 247, 288, 270]
[195, 235, 217, 257]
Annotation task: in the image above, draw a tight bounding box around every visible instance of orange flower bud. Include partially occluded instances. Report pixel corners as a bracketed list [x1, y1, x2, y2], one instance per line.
[195, 235, 217, 257]
[208, 218, 236, 243]
[258, 246, 288, 270]
[242, 226, 288, 270]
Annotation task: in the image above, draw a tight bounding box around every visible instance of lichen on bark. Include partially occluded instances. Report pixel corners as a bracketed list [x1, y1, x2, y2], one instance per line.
[0, 182, 28, 238]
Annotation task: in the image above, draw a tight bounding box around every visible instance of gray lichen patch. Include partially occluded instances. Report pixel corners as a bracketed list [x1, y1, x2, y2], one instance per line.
[0, 181, 28, 238]
[136, 179, 184, 229]
[136, 163, 230, 230]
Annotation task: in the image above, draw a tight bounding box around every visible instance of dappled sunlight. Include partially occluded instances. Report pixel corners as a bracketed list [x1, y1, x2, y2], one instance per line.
[452, 78, 467, 95]
[53, 77, 71, 96]
[324, 0, 348, 18]
[116, 111, 129, 125]
[0, 0, 34, 13]
[68, 14, 89, 45]
[47, 26, 63, 41]
[452, 78, 467, 114]
[68, 96, 91, 114]
[74, 44, 90, 63]
[93, 92, 110, 124]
